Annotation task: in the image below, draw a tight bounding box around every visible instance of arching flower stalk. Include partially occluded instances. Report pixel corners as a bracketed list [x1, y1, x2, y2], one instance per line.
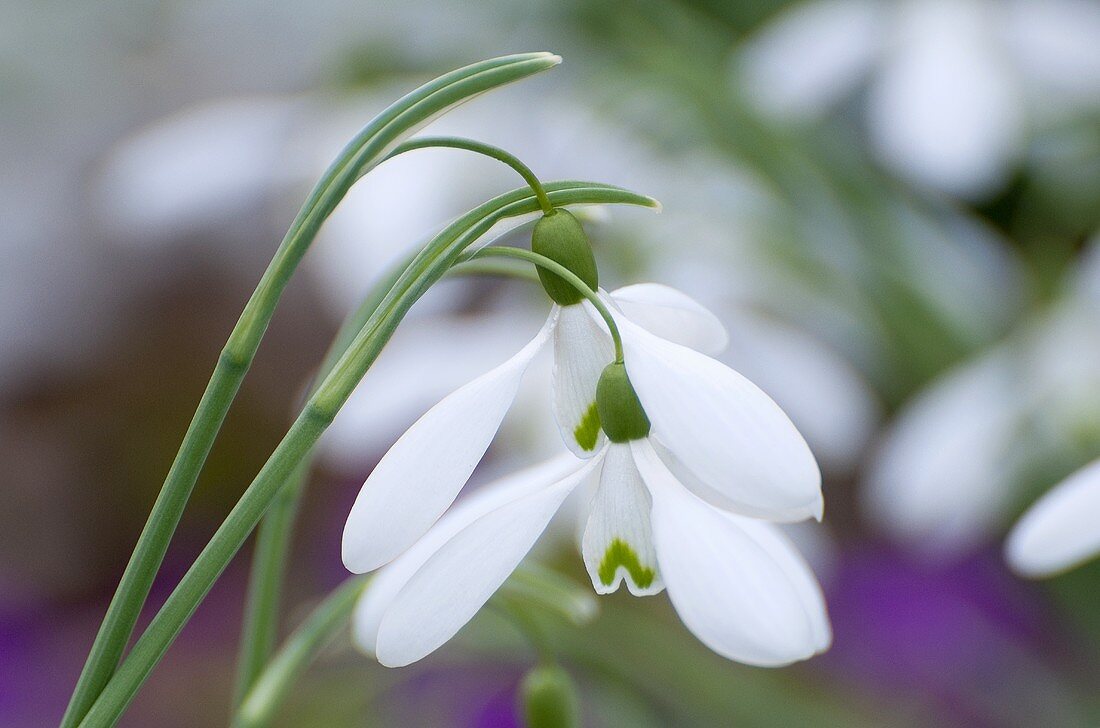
[343, 207, 831, 668]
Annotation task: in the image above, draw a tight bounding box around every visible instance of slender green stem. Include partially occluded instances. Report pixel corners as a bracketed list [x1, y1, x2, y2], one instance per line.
[388, 136, 554, 214]
[233, 577, 368, 728]
[230, 256, 413, 709]
[76, 183, 657, 728]
[60, 53, 561, 728]
[463, 246, 625, 362]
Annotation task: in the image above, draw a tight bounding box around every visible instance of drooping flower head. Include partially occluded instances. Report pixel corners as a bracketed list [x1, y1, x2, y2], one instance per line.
[342, 206, 830, 667]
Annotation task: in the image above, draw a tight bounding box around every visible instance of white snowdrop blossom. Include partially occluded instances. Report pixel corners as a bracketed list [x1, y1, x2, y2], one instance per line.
[343, 285, 828, 668]
[736, 0, 1100, 197]
[1006, 458, 1100, 577]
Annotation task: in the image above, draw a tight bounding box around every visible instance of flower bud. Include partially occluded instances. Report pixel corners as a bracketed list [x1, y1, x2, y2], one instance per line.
[596, 363, 651, 443]
[531, 209, 599, 305]
[519, 663, 580, 728]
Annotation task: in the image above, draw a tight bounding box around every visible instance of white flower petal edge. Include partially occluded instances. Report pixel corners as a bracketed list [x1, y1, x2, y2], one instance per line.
[633, 440, 829, 666]
[608, 283, 729, 355]
[360, 456, 600, 667]
[342, 313, 557, 574]
[353, 454, 580, 657]
[619, 316, 822, 522]
[1006, 458, 1100, 578]
[552, 303, 615, 458]
[581, 443, 664, 597]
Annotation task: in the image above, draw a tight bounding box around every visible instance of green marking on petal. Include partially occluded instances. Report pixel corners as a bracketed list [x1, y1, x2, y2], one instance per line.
[597, 538, 655, 589]
[573, 401, 601, 451]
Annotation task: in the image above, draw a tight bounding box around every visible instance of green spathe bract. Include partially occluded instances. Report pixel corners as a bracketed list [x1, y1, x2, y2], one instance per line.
[520, 664, 581, 728]
[598, 538, 656, 589]
[596, 363, 651, 442]
[531, 209, 599, 305]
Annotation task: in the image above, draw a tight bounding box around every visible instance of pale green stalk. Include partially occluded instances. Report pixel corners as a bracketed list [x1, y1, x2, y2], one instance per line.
[76, 183, 657, 728]
[233, 577, 369, 728]
[59, 52, 562, 728]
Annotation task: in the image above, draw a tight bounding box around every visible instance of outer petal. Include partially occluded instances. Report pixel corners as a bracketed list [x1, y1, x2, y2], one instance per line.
[1006, 459, 1100, 578]
[736, 0, 885, 119]
[342, 314, 555, 574]
[633, 440, 829, 666]
[725, 514, 832, 653]
[581, 443, 664, 596]
[352, 454, 581, 656]
[365, 456, 601, 667]
[619, 317, 822, 522]
[609, 283, 729, 355]
[552, 303, 616, 457]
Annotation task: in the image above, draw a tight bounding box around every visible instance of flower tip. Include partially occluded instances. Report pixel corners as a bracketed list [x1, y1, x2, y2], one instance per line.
[1003, 529, 1058, 580]
[540, 52, 564, 66]
[646, 196, 663, 212]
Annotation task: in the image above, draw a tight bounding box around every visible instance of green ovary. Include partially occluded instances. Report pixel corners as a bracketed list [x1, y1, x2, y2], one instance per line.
[597, 538, 655, 589]
[573, 401, 601, 451]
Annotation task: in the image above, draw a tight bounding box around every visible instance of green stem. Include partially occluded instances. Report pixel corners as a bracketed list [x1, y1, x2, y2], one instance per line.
[463, 246, 625, 362]
[59, 52, 561, 728]
[231, 256, 412, 709]
[233, 577, 368, 728]
[76, 183, 657, 728]
[388, 136, 554, 214]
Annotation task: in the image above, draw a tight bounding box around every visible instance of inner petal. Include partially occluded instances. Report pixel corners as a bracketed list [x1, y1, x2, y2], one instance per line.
[553, 303, 615, 457]
[582, 443, 663, 596]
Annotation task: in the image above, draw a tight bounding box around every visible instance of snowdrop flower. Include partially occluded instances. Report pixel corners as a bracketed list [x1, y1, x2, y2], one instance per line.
[736, 0, 1100, 197]
[1006, 459, 1100, 577]
[347, 312, 828, 667]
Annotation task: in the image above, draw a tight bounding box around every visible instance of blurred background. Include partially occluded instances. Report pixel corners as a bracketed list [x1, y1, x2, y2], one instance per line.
[4, 0, 1100, 725]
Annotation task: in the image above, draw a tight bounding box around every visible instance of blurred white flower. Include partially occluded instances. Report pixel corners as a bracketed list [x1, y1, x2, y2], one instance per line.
[866, 234, 1100, 555]
[96, 97, 305, 245]
[1006, 458, 1100, 577]
[736, 0, 1100, 198]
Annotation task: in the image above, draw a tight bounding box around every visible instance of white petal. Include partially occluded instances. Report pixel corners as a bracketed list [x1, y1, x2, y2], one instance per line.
[725, 514, 832, 653]
[322, 308, 545, 472]
[634, 441, 829, 666]
[620, 317, 822, 522]
[581, 443, 663, 596]
[370, 456, 601, 667]
[552, 303, 616, 457]
[867, 0, 1024, 197]
[352, 453, 581, 656]
[863, 347, 1022, 554]
[342, 314, 555, 574]
[736, 0, 885, 119]
[609, 283, 728, 355]
[1006, 459, 1100, 577]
